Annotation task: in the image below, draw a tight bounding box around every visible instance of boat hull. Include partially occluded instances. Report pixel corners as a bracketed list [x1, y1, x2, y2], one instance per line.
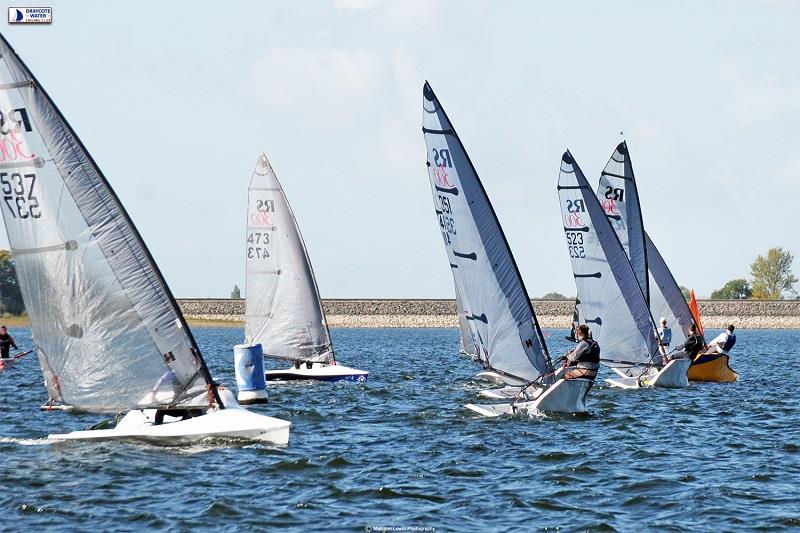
[474, 370, 526, 387]
[265, 363, 368, 382]
[605, 358, 690, 389]
[466, 378, 593, 417]
[688, 353, 738, 383]
[47, 407, 291, 446]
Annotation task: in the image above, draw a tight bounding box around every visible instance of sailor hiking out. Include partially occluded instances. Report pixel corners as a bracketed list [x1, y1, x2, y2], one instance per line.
[563, 325, 600, 380]
[705, 325, 736, 355]
[668, 323, 704, 362]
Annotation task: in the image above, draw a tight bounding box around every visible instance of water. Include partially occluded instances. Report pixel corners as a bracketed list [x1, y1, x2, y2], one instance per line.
[0, 327, 798, 532]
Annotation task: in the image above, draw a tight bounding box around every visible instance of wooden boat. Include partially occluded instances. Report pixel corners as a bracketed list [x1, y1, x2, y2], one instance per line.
[688, 352, 738, 383]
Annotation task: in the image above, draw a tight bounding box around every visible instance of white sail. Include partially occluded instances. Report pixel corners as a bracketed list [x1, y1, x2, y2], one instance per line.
[646, 233, 694, 347]
[245, 154, 332, 363]
[558, 151, 660, 373]
[0, 34, 218, 412]
[596, 142, 649, 303]
[422, 82, 552, 383]
[595, 143, 694, 348]
[455, 284, 478, 356]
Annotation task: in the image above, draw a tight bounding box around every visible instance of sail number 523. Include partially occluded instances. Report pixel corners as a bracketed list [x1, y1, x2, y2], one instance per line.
[565, 231, 585, 258]
[1, 172, 41, 219]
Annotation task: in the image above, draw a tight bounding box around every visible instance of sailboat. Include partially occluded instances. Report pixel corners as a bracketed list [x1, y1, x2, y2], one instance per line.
[244, 154, 367, 382]
[455, 284, 479, 360]
[0, 34, 291, 444]
[558, 150, 689, 389]
[597, 142, 736, 383]
[422, 82, 592, 416]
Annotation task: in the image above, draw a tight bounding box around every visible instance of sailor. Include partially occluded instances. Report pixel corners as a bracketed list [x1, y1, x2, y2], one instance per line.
[705, 324, 736, 355]
[563, 324, 600, 380]
[657, 317, 672, 356]
[0, 325, 18, 359]
[669, 323, 703, 361]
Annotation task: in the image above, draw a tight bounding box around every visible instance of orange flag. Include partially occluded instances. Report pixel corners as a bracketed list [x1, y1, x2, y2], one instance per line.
[688, 289, 704, 337]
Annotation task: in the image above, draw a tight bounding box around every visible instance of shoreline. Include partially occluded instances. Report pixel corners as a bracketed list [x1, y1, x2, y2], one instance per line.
[178, 298, 800, 329]
[2, 299, 798, 329]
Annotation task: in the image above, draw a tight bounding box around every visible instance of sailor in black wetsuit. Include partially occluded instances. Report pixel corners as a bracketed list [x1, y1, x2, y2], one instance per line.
[669, 323, 704, 361]
[563, 324, 600, 380]
[0, 325, 18, 359]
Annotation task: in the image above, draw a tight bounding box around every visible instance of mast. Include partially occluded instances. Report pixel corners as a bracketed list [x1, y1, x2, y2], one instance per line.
[0, 33, 222, 410]
[558, 150, 660, 371]
[422, 82, 552, 383]
[597, 141, 649, 305]
[245, 154, 333, 363]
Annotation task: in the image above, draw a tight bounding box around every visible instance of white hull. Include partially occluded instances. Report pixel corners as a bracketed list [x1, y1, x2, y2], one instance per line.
[474, 370, 526, 387]
[605, 359, 690, 389]
[46, 391, 291, 446]
[266, 362, 368, 382]
[466, 378, 593, 417]
[479, 385, 524, 400]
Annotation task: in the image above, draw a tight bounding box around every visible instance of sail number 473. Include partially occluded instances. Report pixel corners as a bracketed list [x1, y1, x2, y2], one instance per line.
[1, 172, 41, 219]
[247, 231, 270, 259]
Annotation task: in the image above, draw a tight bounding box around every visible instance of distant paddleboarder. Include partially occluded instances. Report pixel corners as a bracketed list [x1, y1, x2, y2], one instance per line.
[0, 325, 18, 359]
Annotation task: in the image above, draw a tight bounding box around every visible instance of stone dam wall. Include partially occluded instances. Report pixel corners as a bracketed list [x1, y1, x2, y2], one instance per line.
[177, 299, 800, 329]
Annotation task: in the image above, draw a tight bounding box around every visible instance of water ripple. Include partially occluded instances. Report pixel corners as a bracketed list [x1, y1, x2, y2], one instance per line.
[0, 327, 798, 531]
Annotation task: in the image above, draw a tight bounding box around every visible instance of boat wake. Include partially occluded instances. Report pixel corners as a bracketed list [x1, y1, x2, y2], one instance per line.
[0, 436, 51, 446]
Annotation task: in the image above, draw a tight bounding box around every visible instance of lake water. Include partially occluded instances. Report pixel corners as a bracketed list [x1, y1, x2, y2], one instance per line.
[0, 327, 798, 531]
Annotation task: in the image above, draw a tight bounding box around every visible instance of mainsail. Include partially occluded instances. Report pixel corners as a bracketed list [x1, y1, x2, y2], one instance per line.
[596, 142, 648, 303]
[245, 154, 333, 363]
[595, 142, 694, 347]
[558, 151, 660, 372]
[0, 34, 219, 411]
[455, 284, 478, 357]
[422, 82, 552, 383]
[646, 233, 695, 346]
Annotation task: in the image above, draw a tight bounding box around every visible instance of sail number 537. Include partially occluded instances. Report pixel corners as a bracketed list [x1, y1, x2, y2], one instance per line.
[1, 172, 41, 219]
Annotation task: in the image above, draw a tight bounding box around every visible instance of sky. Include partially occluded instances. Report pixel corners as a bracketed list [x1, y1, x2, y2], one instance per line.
[1, 0, 798, 298]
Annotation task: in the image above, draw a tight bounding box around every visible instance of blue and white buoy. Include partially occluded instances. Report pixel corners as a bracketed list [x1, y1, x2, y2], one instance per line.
[233, 343, 268, 404]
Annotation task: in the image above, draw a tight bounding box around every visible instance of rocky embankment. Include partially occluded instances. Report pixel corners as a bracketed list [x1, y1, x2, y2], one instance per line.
[178, 299, 800, 329]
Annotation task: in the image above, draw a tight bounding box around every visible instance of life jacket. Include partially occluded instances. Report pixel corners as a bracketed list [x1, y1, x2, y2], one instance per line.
[722, 333, 736, 352]
[576, 339, 600, 365]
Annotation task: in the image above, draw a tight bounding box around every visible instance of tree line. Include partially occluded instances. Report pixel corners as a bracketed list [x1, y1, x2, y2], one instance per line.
[711, 247, 797, 300]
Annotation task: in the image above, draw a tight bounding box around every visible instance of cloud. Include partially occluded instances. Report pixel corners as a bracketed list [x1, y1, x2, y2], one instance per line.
[720, 59, 800, 127]
[242, 47, 384, 124]
[334, 0, 381, 9]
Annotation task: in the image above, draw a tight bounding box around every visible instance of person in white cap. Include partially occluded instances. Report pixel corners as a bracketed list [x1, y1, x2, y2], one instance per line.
[657, 317, 672, 360]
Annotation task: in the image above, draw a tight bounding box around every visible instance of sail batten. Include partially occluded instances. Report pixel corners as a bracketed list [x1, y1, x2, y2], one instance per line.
[422, 82, 551, 383]
[0, 33, 218, 412]
[245, 154, 333, 363]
